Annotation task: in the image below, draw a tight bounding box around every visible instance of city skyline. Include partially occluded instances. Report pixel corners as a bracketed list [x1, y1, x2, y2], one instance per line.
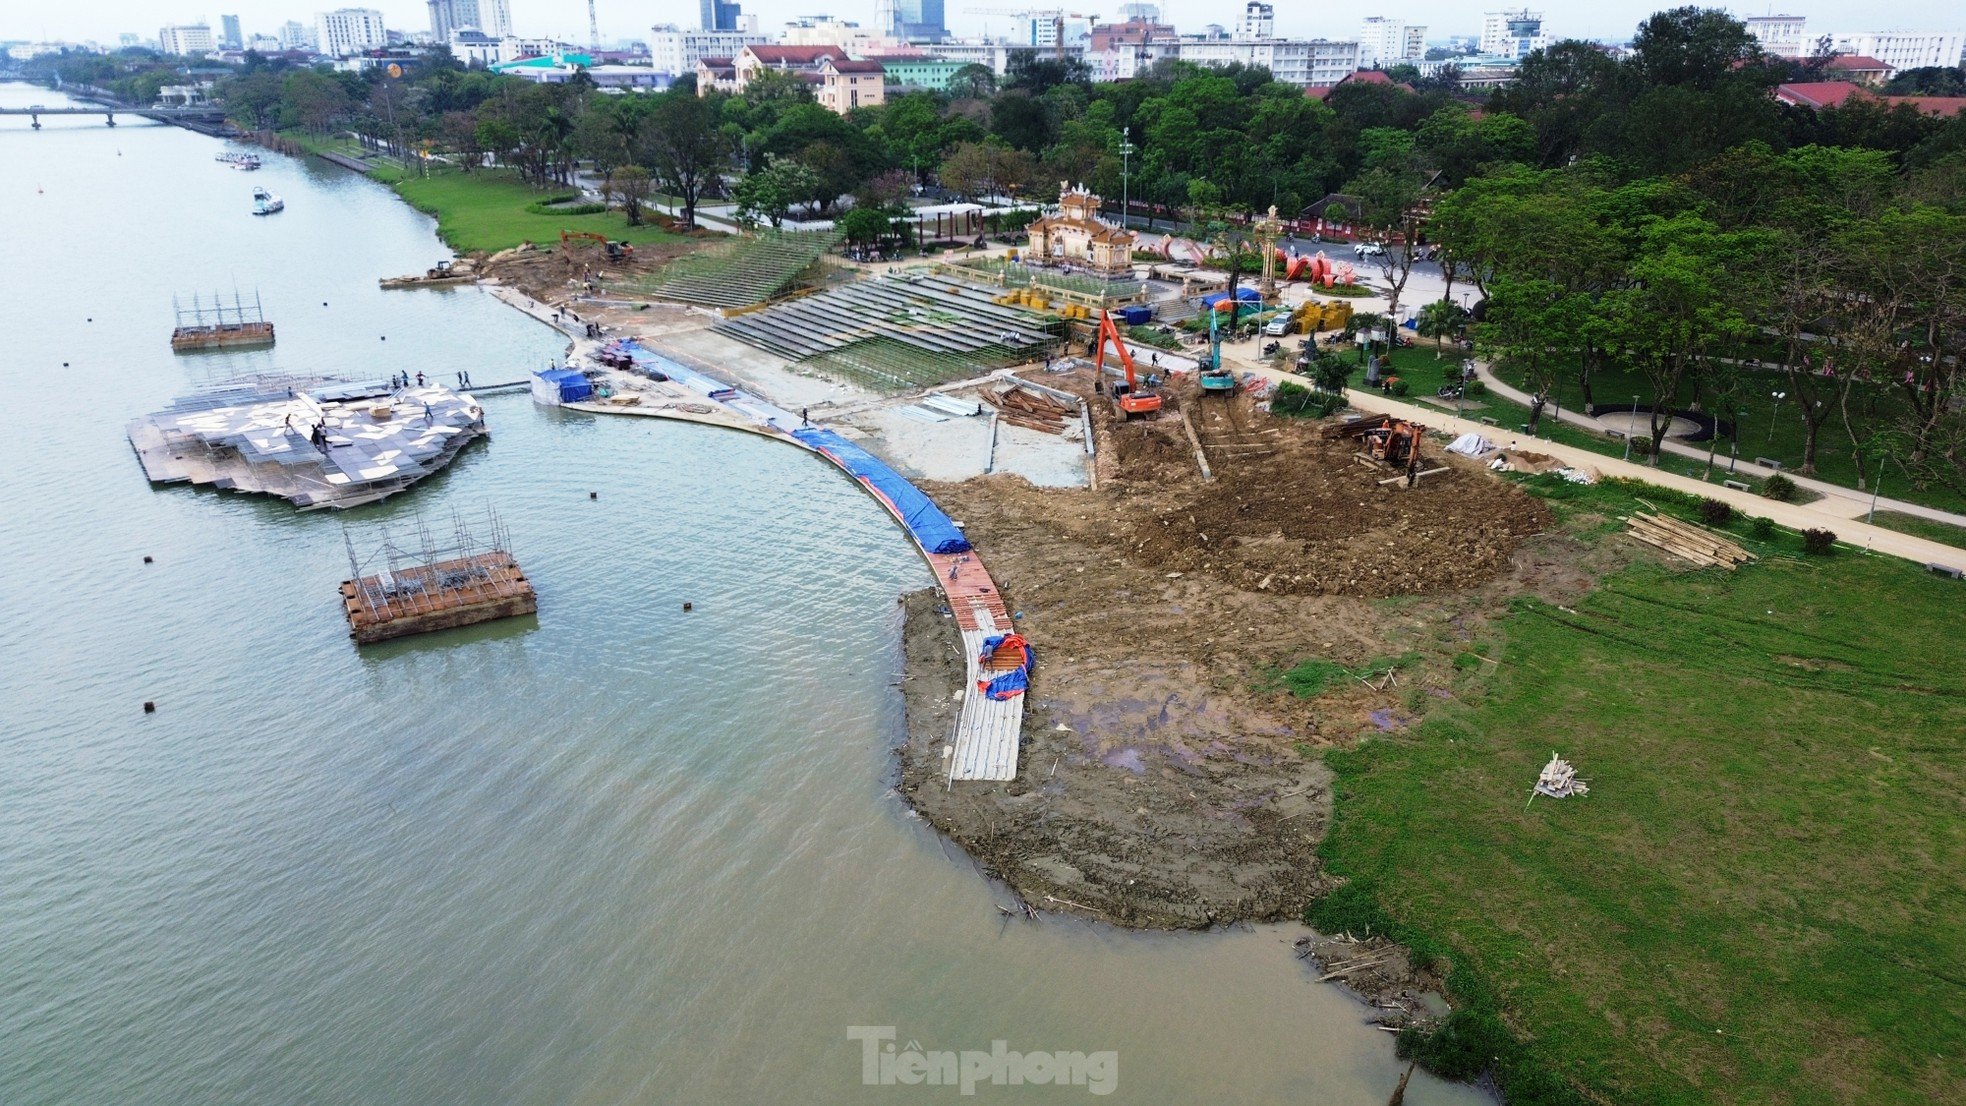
[11, 1, 1965, 50]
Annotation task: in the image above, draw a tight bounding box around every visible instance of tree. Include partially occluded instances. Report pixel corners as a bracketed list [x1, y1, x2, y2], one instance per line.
[837, 206, 895, 246]
[936, 141, 1036, 202]
[1598, 213, 1767, 462]
[1415, 299, 1468, 355]
[946, 64, 997, 101]
[733, 154, 819, 228]
[603, 165, 654, 226]
[1476, 277, 1588, 431]
[641, 91, 727, 231]
[1346, 163, 1429, 319]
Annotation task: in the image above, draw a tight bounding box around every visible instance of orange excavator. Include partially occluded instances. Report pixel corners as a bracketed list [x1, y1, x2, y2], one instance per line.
[1094, 308, 1162, 419]
[560, 230, 633, 262]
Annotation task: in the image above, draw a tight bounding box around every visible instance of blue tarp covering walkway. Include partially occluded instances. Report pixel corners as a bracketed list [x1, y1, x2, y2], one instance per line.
[791, 427, 972, 554]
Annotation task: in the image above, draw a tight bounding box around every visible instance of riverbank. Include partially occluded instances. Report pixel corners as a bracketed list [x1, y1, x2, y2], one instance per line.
[431, 165, 1962, 1101]
[266, 131, 695, 254]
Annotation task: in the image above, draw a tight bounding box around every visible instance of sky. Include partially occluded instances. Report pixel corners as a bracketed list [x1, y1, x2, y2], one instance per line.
[11, 1, 1963, 49]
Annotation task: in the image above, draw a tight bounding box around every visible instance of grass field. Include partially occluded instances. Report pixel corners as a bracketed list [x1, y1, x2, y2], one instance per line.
[1489, 356, 1966, 516]
[1865, 510, 1966, 549]
[287, 134, 682, 254]
[1312, 476, 1966, 1105]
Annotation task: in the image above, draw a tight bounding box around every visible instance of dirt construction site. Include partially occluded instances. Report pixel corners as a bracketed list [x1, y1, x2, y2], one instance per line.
[894, 369, 1590, 998]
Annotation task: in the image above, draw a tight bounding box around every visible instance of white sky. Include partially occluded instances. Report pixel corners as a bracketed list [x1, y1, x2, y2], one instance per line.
[11, 1, 1962, 49]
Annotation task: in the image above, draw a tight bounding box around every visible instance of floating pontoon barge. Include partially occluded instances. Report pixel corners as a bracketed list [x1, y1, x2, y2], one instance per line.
[171, 290, 275, 351]
[339, 510, 536, 644]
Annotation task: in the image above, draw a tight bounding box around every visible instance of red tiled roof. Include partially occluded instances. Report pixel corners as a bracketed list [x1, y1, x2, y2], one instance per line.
[1892, 95, 1966, 116]
[1825, 55, 1889, 71]
[1775, 81, 1865, 109]
[825, 59, 886, 73]
[745, 45, 849, 65]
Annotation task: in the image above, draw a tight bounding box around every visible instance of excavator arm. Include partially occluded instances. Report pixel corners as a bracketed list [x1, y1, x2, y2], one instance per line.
[1095, 309, 1162, 418]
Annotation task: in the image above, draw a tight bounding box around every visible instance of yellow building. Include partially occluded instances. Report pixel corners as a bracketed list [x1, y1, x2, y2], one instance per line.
[1025, 184, 1136, 277]
[816, 56, 887, 113]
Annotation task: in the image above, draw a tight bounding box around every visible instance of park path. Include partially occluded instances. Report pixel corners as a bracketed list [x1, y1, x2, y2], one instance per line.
[1469, 364, 1966, 529]
[1219, 351, 1966, 572]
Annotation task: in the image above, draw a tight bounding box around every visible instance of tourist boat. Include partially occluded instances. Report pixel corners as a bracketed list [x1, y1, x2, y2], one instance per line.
[252, 187, 284, 216]
[216, 151, 261, 170]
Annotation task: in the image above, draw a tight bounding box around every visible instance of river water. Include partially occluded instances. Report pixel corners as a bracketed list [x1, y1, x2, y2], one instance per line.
[0, 84, 1487, 1105]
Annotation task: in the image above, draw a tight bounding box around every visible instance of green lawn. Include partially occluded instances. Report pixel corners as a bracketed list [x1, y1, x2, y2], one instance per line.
[1312, 476, 1966, 1105]
[1489, 357, 1966, 516]
[1866, 510, 1966, 549]
[286, 133, 683, 254]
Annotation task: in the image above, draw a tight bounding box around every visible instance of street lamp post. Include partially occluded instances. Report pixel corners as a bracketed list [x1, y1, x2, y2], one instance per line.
[1624, 394, 1639, 461]
[1119, 126, 1135, 232]
[1728, 405, 1740, 473]
[1768, 391, 1787, 442]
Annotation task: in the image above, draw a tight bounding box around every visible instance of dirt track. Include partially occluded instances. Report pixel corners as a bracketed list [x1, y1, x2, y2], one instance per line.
[895, 381, 1598, 940]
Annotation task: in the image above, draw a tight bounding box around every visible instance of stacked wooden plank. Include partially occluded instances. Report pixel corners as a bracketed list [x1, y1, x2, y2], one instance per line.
[984, 383, 1079, 434]
[1624, 512, 1754, 569]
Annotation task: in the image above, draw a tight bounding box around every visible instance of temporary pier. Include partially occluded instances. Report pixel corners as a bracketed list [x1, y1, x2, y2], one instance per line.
[127, 375, 487, 509]
[597, 339, 1027, 781]
[340, 509, 535, 644]
[171, 291, 275, 352]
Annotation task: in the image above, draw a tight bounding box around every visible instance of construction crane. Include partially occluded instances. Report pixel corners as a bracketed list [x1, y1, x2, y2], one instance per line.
[587, 0, 601, 52]
[1094, 308, 1162, 418]
[962, 8, 1095, 60]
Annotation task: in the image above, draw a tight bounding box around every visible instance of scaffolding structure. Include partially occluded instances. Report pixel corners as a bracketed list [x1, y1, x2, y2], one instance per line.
[173, 289, 267, 329]
[341, 507, 529, 625]
[170, 289, 275, 351]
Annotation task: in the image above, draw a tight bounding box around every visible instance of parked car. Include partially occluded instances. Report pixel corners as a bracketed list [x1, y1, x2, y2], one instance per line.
[1353, 241, 1386, 257]
[1262, 315, 1296, 337]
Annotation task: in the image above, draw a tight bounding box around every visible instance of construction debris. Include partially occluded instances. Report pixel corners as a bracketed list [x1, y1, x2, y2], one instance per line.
[1624, 511, 1754, 569]
[983, 380, 1080, 434]
[1533, 752, 1589, 799]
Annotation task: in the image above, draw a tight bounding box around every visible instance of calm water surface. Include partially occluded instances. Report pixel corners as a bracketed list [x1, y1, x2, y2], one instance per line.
[0, 84, 1489, 1105]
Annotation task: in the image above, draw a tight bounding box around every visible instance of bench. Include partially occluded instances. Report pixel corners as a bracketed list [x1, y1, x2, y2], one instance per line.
[1479, 416, 1499, 426]
[1723, 479, 1752, 491]
[1754, 457, 1785, 470]
[1931, 563, 1964, 580]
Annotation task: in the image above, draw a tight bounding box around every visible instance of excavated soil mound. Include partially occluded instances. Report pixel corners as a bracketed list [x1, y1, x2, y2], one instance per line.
[1118, 435, 1554, 598]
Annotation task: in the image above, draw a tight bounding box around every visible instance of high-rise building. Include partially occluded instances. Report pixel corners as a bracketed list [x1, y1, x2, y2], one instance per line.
[1479, 9, 1547, 60]
[430, 0, 511, 39]
[649, 23, 770, 75]
[315, 8, 388, 56]
[1234, 2, 1274, 42]
[1829, 30, 1966, 71]
[894, 0, 947, 42]
[1175, 36, 1359, 87]
[1357, 16, 1425, 67]
[1002, 10, 1097, 50]
[1744, 14, 1808, 59]
[158, 24, 217, 56]
[281, 20, 313, 49]
[700, 0, 743, 32]
[220, 14, 243, 49]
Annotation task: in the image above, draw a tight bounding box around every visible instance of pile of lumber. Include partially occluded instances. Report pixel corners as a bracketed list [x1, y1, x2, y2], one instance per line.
[984, 383, 1079, 434]
[1624, 511, 1754, 568]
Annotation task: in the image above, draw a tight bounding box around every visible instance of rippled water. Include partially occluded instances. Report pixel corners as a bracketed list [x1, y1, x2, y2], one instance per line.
[0, 84, 1489, 1105]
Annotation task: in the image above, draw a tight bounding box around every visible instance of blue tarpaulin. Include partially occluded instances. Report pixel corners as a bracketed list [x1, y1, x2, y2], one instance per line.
[791, 428, 972, 554]
[1200, 287, 1262, 311]
[531, 368, 592, 403]
[1116, 304, 1153, 325]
